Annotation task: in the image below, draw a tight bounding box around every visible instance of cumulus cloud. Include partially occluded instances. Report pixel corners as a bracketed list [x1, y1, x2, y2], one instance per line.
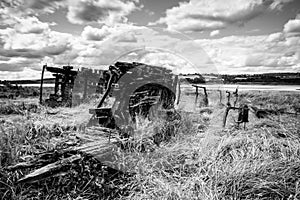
[75, 26, 209, 72]
[1, 8, 299, 78]
[67, 0, 139, 25]
[283, 14, 300, 33]
[153, 0, 294, 32]
[210, 30, 220, 37]
[1, 24, 299, 76]
[0, 28, 71, 52]
[46, 25, 145, 68]
[81, 24, 140, 43]
[81, 25, 111, 41]
[14, 16, 50, 34]
[0, 4, 54, 33]
[0, 1, 142, 76]
[195, 32, 300, 73]
[245, 52, 298, 68]
[266, 32, 284, 42]
[0, 27, 73, 73]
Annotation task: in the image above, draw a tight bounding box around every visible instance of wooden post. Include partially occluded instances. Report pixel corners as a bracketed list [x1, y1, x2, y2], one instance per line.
[226, 91, 231, 106]
[39, 64, 46, 104]
[237, 106, 242, 128]
[223, 91, 234, 128]
[233, 87, 239, 107]
[194, 91, 199, 105]
[61, 77, 66, 103]
[203, 87, 207, 97]
[218, 89, 222, 103]
[242, 105, 249, 130]
[53, 74, 60, 95]
[203, 87, 208, 106]
[223, 106, 230, 127]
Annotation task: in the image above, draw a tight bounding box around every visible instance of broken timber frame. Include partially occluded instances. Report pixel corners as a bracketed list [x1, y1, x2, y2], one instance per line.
[40, 65, 78, 107]
[192, 84, 208, 106]
[222, 88, 248, 129]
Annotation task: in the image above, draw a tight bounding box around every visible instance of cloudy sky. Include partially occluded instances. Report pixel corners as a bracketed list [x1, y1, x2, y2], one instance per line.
[0, 0, 300, 80]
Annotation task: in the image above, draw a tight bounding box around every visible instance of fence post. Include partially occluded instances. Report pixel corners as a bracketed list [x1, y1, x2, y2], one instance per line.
[218, 89, 222, 103]
[223, 106, 230, 127]
[233, 87, 239, 107]
[39, 64, 46, 104]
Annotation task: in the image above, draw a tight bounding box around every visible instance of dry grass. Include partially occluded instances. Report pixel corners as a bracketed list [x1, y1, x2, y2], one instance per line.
[0, 91, 300, 199]
[119, 91, 300, 200]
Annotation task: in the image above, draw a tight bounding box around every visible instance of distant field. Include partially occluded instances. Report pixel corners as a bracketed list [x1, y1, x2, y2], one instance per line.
[0, 88, 299, 199]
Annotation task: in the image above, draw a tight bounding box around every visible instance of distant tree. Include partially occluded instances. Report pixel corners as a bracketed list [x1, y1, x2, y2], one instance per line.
[185, 75, 205, 84]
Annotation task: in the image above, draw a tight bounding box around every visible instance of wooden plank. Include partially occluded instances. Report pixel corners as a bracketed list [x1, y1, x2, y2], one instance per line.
[17, 154, 82, 184]
[14, 139, 127, 183]
[73, 140, 118, 162]
[46, 67, 77, 76]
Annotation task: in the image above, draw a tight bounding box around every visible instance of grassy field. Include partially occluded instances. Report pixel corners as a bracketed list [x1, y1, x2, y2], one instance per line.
[0, 90, 300, 199]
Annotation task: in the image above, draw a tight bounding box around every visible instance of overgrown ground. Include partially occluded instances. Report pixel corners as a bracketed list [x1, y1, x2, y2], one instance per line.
[0, 90, 300, 199]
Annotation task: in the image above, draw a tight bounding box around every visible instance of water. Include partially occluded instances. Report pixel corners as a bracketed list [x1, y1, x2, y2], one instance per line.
[18, 84, 55, 87]
[181, 84, 300, 92]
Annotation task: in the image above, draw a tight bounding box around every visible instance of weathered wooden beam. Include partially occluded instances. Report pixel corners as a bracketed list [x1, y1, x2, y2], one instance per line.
[17, 154, 82, 184]
[222, 106, 239, 128]
[10, 119, 180, 184]
[46, 66, 77, 76]
[218, 89, 222, 103]
[192, 85, 208, 106]
[39, 65, 46, 104]
[97, 73, 114, 108]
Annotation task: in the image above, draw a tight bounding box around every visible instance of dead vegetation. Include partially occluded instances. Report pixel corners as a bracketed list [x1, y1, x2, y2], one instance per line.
[0, 91, 300, 199]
